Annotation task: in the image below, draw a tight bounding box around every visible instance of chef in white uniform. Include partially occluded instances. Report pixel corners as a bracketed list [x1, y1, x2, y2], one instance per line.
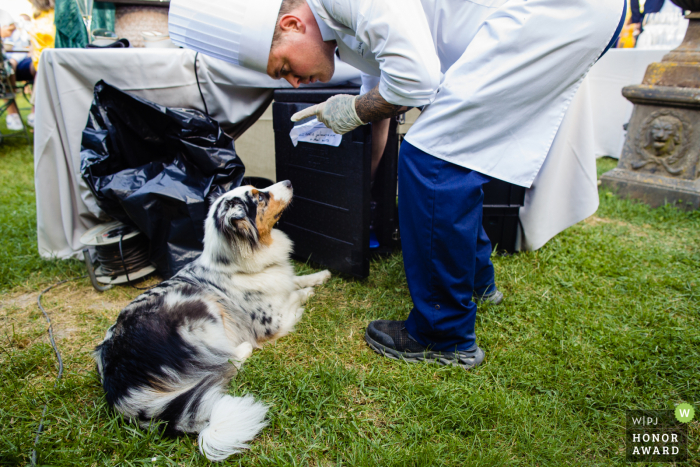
[169, 0, 626, 369]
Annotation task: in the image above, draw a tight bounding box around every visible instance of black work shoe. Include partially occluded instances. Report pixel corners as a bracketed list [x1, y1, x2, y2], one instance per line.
[364, 320, 485, 370]
[473, 288, 504, 305]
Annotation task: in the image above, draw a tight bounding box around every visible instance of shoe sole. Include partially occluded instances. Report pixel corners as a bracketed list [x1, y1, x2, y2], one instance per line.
[364, 330, 484, 370]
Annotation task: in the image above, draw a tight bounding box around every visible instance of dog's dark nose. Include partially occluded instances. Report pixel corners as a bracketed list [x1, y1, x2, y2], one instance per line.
[283, 180, 292, 189]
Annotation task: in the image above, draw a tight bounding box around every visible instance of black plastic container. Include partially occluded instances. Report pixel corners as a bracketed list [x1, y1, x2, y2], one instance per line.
[481, 178, 525, 253]
[273, 87, 524, 274]
[483, 178, 526, 207]
[274, 87, 401, 278]
[482, 206, 520, 253]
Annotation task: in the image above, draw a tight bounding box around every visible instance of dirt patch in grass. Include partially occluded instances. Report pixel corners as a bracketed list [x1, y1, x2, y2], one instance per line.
[0, 277, 164, 368]
[583, 216, 617, 227]
[582, 215, 651, 238]
[0, 292, 37, 310]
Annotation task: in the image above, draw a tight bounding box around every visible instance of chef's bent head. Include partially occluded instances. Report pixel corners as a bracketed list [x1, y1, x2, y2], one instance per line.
[168, 0, 336, 88]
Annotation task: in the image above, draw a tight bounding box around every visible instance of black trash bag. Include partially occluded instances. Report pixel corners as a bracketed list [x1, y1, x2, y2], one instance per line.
[80, 80, 245, 278]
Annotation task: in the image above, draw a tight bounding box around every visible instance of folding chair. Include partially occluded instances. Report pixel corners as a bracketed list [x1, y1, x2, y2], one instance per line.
[19, 80, 33, 104]
[0, 37, 31, 145]
[14, 76, 33, 109]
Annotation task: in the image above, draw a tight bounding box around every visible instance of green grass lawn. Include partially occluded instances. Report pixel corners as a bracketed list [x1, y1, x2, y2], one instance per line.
[0, 99, 84, 292]
[0, 126, 698, 466]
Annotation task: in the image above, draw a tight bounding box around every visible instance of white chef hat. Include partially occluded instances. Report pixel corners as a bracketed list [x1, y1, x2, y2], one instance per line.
[169, 0, 284, 74]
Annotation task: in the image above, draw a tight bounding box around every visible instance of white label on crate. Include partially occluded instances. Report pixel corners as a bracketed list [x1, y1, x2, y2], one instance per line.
[289, 118, 342, 147]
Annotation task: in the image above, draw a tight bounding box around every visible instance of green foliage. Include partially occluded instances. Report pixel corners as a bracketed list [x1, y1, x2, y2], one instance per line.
[0, 146, 698, 465]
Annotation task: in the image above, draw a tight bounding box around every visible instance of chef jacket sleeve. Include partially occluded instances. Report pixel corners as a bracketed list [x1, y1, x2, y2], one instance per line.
[329, 0, 442, 107]
[360, 73, 381, 95]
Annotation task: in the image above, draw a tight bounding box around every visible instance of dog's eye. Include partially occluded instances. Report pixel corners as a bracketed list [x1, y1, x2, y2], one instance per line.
[258, 194, 264, 203]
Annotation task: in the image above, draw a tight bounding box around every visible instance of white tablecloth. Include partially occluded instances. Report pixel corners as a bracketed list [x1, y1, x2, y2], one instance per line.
[517, 48, 670, 250]
[33, 48, 361, 259]
[518, 77, 600, 250]
[585, 48, 669, 158]
[33, 47, 667, 259]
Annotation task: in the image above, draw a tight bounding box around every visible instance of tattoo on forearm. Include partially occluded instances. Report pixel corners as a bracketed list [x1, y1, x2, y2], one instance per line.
[355, 87, 407, 124]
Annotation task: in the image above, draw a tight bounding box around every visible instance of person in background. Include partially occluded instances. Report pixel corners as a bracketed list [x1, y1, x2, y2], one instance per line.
[23, 0, 55, 127]
[618, 0, 641, 47]
[619, 0, 667, 48]
[634, 0, 666, 23]
[1, 12, 33, 131]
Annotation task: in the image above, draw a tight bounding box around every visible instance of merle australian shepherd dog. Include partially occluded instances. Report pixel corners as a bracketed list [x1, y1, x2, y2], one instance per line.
[93, 180, 330, 461]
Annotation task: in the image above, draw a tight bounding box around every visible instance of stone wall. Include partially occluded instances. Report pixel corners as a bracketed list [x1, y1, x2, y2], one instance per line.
[114, 5, 169, 48]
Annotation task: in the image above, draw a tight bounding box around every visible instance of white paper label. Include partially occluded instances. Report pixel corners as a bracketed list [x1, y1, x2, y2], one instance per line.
[289, 118, 342, 147]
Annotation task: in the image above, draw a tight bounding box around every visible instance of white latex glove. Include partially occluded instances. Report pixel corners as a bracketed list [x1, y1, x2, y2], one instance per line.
[290, 94, 365, 135]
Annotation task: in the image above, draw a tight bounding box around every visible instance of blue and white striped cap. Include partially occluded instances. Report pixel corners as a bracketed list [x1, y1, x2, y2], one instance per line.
[168, 0, 284, 74]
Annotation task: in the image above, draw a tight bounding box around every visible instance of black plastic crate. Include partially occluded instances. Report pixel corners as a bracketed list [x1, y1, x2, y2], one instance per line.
[274, 88, 403, 279]
[483, 178, 526, 207]
[482, 206, 520, 253]
[273, 87, 522, 274]
[481, 176, 524, 254]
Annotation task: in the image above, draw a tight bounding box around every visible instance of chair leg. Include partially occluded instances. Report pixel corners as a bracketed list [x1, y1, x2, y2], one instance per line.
[16, 97, 31, 144]
[17, 101, 30, 144]
[21, 84, 33, 108]
[0, 98, 31, 144]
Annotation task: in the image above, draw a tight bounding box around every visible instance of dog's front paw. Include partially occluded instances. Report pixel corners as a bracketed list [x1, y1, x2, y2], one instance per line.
[307, 270, 331, 287]
[298, 287, 315, 304]
[317, 270, 331, 285]
[233, 341, 254, 362]
[294, 270, 332, 289]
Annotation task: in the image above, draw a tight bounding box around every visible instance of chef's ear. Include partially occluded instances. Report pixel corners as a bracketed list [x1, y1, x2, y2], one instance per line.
[279, 13, 306, 34]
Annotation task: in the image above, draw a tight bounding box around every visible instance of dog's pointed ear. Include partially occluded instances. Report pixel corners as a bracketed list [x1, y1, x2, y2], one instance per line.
[208, 188, 229, 207]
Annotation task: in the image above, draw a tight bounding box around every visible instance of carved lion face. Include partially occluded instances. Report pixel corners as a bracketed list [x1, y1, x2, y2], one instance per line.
[648, 116, 682, 157]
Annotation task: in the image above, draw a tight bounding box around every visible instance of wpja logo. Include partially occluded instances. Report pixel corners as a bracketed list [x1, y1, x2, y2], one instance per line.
[626, 406, 693, 462]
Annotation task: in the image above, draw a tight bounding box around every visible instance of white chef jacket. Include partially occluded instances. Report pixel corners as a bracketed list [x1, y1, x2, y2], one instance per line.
[307, 0, 624, 187]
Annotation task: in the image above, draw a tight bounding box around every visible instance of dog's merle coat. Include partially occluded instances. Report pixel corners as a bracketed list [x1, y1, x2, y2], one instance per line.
[93, 181, 331, 461]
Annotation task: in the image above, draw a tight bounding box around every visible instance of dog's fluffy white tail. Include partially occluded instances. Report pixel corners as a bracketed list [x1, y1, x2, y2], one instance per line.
[198, 395, 268, 461]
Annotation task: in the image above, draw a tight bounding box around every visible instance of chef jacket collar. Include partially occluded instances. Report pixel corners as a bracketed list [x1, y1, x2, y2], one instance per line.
[308, 1, 336, 41]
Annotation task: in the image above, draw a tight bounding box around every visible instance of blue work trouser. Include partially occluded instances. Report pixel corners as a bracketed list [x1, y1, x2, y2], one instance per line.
[398, 4, 626, 351]
[400, 141, 494, 352]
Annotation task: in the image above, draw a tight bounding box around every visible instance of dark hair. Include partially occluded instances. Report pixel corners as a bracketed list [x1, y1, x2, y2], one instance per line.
[271, 0, 307, 49]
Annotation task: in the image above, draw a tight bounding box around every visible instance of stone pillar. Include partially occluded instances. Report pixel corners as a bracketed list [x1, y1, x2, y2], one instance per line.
[600, 3, 700, 210]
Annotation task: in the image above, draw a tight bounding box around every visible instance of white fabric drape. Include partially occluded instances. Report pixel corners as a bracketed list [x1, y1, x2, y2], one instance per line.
[33, 48, 361, 259]
[585, 48, 669, 159]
